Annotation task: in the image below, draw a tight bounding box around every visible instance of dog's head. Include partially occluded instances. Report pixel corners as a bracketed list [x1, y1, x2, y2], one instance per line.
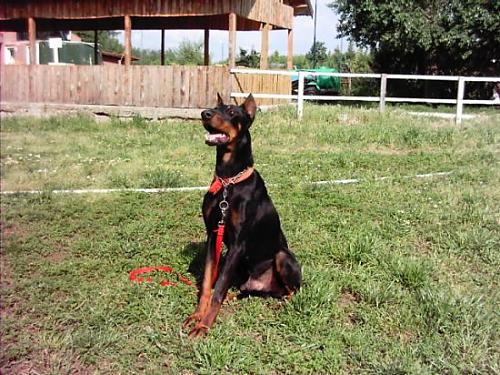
[201, 94, 257, 147]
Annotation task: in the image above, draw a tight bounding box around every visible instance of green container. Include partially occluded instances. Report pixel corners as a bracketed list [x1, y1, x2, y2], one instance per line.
[38, 41, 101, 65]
[291, 66, 341, 94]
[315, 66, 341, 91]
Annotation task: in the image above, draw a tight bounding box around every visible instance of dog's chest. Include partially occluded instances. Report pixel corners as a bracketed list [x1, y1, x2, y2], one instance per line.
[203, 192, 244, 231]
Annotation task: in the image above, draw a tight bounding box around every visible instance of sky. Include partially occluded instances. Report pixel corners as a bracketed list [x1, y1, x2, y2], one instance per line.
[117, 0, 346, 61]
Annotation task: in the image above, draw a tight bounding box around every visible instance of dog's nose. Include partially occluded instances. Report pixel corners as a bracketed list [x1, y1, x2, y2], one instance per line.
[201, 110, 213, 120]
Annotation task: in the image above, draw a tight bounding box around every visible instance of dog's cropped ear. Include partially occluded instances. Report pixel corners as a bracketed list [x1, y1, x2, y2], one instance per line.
[241, 94, 257, 121]
[216, 92, 224, 107]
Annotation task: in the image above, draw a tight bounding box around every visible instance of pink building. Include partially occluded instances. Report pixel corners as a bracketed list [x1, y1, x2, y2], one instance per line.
[0, 31, 81, 65]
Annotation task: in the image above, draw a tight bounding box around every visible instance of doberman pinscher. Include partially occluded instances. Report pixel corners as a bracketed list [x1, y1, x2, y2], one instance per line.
[183, 94, 302, 337]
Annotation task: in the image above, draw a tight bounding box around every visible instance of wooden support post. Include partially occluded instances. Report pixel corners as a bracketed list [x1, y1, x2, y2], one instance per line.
[124, 15, 132, 66]
[456, 77, 465, 124]
[28, 17, 36, 65]
[379, 73, 387, 113]
[93, 30, 98, 65]
[260, 23, 269, 69]
[228, 12, 236, 68]
[204, 29, 210, 66]
[161, 29, 165, 65]
[287, 27, 293, 70]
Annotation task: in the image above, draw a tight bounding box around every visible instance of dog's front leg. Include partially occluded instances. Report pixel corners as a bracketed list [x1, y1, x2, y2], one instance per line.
[183, 233, 216, 328]
[189, 243, 244, 338]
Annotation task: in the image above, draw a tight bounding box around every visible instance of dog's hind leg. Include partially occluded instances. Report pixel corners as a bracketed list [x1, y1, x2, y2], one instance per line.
[239, 249, 301, 298]
[275, 249, 302, 296]
[239, 259, 286, 297]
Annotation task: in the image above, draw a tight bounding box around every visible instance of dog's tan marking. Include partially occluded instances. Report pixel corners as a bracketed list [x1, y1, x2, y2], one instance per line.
[231, 208, 240, 226]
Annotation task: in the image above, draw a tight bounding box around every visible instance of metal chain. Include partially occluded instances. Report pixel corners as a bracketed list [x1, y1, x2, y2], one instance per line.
[217, 167, 250, 225]
[218, 185, 229, 225]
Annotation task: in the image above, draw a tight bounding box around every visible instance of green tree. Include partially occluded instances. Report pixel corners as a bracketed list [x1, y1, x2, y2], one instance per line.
[293, 55, 310, 69]
[77, 31, 123, 53]
[133, 41, 204, 66]
[329, 0, 500, 76]
[269, 50, 287, 68]
[236, 48, 260, 68]
[305, 41, 328, 67]
[174, 40, 204, 65]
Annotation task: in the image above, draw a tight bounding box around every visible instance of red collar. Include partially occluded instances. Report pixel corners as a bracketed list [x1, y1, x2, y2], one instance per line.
[208, 167, 255, 194]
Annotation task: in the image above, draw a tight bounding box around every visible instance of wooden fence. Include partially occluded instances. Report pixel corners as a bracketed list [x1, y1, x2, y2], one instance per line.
[0, 65, 291, 110]
[0, 65, 231, 109]
[232, 70, 291, 106]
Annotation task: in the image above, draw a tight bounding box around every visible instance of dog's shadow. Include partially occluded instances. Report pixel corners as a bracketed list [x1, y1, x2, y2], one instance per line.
[182, 241, 238, 291]
[182, 241, 207, 287]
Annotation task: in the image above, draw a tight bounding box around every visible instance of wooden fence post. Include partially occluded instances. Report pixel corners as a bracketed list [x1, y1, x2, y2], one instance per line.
[93, 30, 98, 65]
[297, 71, 305, 120]
[260, 23, 269, 69]
[161, 29, 165, 66]
[124, 15, 132, 66]
[204, 29, 210, 66]
[456, 77, 465, 124]
[228, 13, 237, 68]
[379, 73, 387, 113]
[287, 28, 293, 70]
[28, 17, 36, 65]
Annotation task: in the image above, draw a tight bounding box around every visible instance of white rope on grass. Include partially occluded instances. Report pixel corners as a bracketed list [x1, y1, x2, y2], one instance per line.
[1, 171, 453, 196]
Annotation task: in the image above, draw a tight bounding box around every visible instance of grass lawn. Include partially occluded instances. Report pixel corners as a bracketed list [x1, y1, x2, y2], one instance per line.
[1, 105, 499, 374]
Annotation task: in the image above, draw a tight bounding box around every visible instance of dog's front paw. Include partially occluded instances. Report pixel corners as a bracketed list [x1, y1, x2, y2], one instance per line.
[188, 323, 210, 338]
[183, 312, 203, 328]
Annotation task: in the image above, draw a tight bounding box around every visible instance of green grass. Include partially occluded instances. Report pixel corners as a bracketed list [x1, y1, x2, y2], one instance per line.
[1, 105, 499, 374]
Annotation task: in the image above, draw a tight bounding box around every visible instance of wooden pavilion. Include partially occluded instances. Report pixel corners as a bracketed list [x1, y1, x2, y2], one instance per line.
[0, 0, 313, 113]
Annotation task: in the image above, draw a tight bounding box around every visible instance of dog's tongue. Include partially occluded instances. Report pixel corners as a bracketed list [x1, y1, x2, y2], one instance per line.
[205, 133, 229, 146]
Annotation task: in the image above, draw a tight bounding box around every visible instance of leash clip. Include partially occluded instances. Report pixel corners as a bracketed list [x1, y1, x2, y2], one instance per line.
[218, 185, 229, 224]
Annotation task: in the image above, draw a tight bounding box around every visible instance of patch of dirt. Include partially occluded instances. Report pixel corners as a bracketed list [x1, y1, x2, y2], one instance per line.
[398, 330, 415, 343]
[338, 288, 363, 326]
[1, 351, 97, 375]
[338, 288, 362, 308]
[415, 238, 432, 255]
[1, 221, 27, 240]
[0, 360, 34, 375]
[47, 251, 67, 263]
[1, 222, 15, 311]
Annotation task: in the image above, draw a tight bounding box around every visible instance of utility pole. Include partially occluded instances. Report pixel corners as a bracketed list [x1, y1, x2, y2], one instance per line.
[312, 0, 318, 68]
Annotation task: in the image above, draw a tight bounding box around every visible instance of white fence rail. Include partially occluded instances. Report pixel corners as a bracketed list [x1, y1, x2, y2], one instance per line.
[230, 68, 500, 124]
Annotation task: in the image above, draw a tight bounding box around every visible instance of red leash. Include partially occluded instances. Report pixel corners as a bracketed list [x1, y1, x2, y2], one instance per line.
[208, 167, 254, 286]
[129, 265, 194, 287]
[130, 168, 253, 289]
[212, 223, 225, 285]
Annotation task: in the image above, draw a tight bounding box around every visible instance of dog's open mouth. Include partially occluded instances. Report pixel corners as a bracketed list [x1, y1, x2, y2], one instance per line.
[205, 132, 229, 146]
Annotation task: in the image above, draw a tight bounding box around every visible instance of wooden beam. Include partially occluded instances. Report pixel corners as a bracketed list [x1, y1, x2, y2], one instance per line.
[204, 29, 209, 66]
[260, 23, 269, 69]
[124, 15, 132, 66]
[287, 27, 293, 70]
[93, 30, 98, 65]
[161, 29, 165, 65]
[228, 12, 236, 68]
[28, 17, 36, 65]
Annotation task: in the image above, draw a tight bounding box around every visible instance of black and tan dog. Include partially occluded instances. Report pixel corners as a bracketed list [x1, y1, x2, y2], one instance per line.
[183, 94, 302, 337]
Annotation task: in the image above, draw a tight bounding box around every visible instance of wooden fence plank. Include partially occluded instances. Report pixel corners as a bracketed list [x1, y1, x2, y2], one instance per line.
[0, 65, 236, 109]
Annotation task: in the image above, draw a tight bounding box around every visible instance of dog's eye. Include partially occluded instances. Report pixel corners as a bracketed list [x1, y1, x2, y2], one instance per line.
[228, 109, 235, 116]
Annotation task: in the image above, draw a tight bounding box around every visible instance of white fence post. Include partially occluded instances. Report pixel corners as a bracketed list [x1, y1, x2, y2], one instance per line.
[297, 71, 305, 120]
[456, 77, 465, 124]
[379, 73, 387, 113]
